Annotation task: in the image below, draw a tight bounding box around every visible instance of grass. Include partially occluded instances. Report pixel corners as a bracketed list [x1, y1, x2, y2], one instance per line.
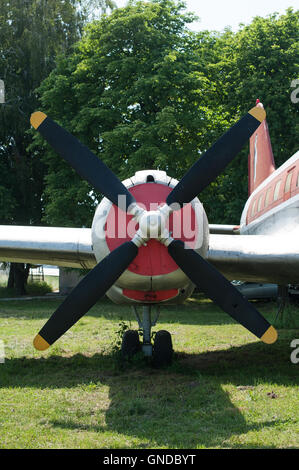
[0, 294, 298, 449]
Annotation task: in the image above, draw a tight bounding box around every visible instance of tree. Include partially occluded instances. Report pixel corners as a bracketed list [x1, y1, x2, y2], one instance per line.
[80, 0, 117, 16]
[0, 0, 112, 294]
[7, 263, 30, 295]
[197, 8, 299, 223]
[35, 0, 229, 228]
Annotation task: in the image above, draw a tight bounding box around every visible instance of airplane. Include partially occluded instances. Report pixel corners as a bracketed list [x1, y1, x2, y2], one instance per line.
[207, 100, 299, 287]
[2, 100, 295, 367]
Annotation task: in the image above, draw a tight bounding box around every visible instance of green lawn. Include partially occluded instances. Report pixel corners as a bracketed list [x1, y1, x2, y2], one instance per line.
[0, 295, 298, 449]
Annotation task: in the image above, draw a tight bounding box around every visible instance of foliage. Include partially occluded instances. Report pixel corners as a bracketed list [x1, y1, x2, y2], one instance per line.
[1, 1, 298, 228]
[0, 0, 86, 225]
[80, 0, 117, 17]
[35, 2, 298, 227]
[26, 280, 53, 296]
[111, 319, 129, 353]
[0, 0, 85, 291]
[0, 286, 17, 298]
[0, 280, 52, 297]
[197, 8, 299, 223]
[0, 0, 116, 290]
[35, 0, 229, 227]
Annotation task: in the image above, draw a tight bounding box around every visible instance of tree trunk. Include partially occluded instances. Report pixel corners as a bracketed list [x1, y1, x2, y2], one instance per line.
[7, 263, 15, 288]
[7, 263, 30, 295]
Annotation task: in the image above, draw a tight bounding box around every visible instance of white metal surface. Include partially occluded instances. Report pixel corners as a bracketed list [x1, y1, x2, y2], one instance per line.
[0, 226, 96, 269]
[208, 233, 299, 284]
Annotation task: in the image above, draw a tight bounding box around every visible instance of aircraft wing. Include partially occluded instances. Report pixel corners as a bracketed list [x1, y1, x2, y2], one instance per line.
[207, 234, 299, 285]
[2, 225, 299, 286]
[0, 226, 96, 269]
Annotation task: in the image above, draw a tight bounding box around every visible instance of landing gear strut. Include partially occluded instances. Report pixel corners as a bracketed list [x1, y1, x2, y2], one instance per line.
[122, 305, 173, 367]
[275, 285, 289, 323]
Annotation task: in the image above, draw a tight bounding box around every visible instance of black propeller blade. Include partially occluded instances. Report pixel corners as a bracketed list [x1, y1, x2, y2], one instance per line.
[168, 240, 277, 344]
[30, 112, 136, 212]
[166, 106, 266, 207]
[33, 241, 138, 350]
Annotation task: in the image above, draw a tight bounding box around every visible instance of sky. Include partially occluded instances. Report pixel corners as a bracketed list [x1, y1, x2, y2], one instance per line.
[116, 0, 298, 32]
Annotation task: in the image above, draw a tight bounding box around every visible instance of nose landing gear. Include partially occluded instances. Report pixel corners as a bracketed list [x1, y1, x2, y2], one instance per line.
[120, 305, 173, 367]
[152, 329, 173, 368]
[121, 329, 141, 358]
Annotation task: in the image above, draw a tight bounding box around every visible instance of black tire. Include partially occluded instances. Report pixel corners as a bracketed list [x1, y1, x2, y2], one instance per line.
[152, 330, 173, 368]
[121, 329, 141, 358]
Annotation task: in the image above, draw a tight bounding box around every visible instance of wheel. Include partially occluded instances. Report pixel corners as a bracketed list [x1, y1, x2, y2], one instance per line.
[121, 329, 141, 358]
[152, 330, 173, 368]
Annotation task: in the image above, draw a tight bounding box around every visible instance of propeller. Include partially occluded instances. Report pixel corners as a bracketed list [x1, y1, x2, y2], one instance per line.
[30, 112, 136, 212]
[166, 106, 266, 207]
[33, 241, 138, 350]
[165, 104, 277, 343]
[31, 103, 277, 350]
[168, 240, 277, 344]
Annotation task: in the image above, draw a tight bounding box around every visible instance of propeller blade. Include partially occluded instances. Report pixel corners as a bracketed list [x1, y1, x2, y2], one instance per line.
[168, 240, 277, 344]
[30, 112, 136, 212]
[33, 241, 138, 350]
[166, 106, 266, 207]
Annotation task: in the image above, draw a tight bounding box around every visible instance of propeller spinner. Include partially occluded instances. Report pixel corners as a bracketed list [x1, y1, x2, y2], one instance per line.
[30, 105, 277, 351]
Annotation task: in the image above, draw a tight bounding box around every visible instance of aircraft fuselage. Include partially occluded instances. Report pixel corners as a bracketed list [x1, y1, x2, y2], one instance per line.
[241, 151, 299, 236]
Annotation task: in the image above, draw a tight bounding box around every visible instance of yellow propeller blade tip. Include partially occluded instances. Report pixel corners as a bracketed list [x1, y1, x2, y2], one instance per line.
[30, 111, 47, 129]
[261, 325, 278, 344]
[249, 106, 266, 123]
[33, 334, 50, 351]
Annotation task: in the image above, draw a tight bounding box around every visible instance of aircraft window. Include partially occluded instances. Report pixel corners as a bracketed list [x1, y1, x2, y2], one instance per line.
[284, 171, 293, 193]
[265, 187, 272, 207]
[257, 194, 263, 212]
[251, 199, 257, 216]
[273, 180, 281, 201]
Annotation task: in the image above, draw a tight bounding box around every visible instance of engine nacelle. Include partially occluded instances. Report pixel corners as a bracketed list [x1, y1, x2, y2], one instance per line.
[91, 170, 209, 304]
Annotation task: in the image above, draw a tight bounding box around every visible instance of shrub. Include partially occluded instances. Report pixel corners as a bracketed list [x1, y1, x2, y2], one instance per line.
[26, 281, 53, 296]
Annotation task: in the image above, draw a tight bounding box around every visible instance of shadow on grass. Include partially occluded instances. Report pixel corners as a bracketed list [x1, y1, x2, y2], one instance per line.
[0, 296, 281, 327]
[1, 335, 297, 448]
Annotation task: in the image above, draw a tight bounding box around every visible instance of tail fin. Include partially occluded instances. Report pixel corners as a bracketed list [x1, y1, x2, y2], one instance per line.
[248, 100, 276, 196]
